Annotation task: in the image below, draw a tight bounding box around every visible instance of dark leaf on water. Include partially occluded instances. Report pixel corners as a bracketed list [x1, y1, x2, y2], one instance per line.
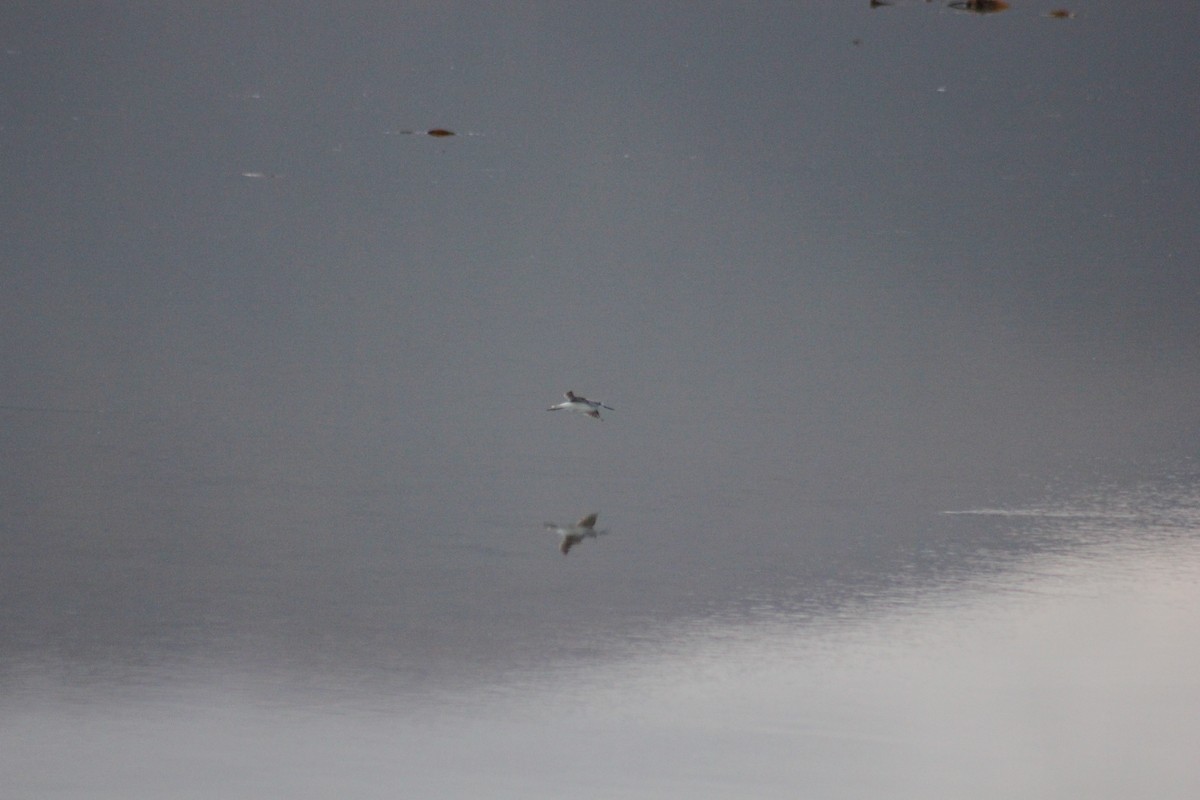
[949, 1, 1010, 12]
[389, 129, 457, 137]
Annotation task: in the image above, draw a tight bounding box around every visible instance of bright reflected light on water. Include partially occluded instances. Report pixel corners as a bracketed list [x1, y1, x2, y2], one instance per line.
[4, 510, 1198, 800]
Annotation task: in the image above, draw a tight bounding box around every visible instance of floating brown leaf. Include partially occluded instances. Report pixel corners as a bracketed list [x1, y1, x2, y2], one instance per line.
[949, 0, 1010, 12]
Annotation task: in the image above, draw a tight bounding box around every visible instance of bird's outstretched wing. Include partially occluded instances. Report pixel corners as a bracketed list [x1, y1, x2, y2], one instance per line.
[576, 513, 599, 529]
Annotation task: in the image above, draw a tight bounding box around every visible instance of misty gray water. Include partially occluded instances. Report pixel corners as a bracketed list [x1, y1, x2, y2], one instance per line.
[3, 3, 1199, 798]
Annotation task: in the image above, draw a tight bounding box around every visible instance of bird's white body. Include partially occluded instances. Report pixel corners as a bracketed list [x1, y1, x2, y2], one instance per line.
[547, 390, 614, 420]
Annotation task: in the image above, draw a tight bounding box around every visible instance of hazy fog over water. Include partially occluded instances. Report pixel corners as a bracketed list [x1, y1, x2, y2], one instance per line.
[2, 3, 1198, 797]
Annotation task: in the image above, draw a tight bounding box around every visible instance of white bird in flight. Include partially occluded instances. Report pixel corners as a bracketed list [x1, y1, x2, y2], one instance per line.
[546, 390, 614, 420]
[544, 512, 607, 555]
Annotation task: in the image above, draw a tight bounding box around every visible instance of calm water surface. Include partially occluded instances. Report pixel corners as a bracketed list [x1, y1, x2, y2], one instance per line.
[3, 3, 1199, 798]
[3, 459, 1198, 799]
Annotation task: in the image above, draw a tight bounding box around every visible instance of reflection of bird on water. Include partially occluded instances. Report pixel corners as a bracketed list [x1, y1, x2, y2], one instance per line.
[546, 390, 614, 420]
[544, 512, 607, 555]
